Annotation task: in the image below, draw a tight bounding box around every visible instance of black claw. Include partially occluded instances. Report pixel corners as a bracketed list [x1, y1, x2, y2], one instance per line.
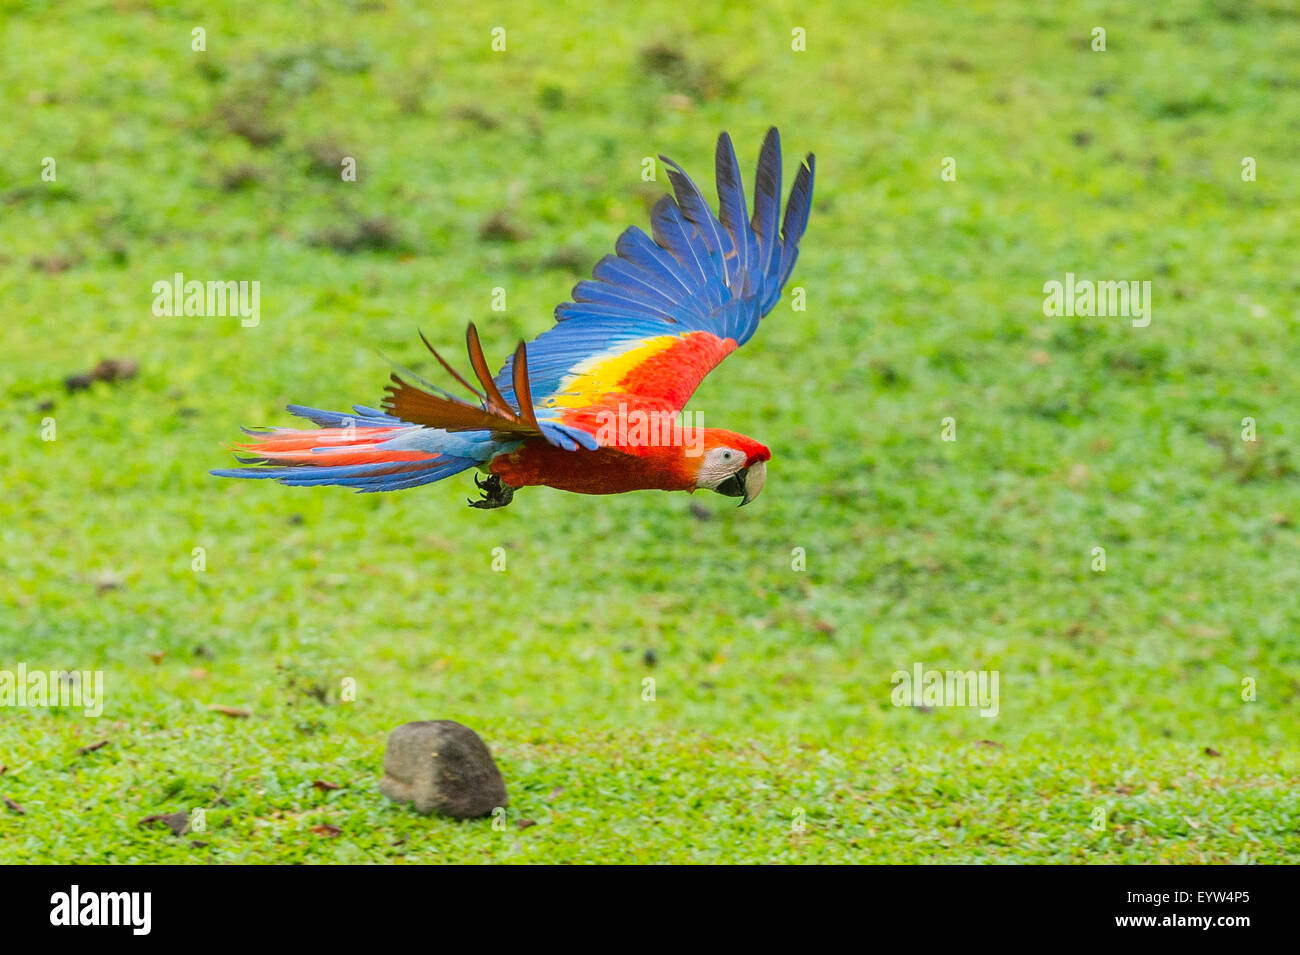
[468, 473, 515, 509]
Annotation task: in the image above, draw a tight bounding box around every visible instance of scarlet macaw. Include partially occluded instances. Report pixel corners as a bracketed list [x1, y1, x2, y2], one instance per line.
[213, 128, 814, 509]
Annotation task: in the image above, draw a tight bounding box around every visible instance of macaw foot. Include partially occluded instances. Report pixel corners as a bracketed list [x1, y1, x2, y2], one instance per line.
[468, 473, 515, 509]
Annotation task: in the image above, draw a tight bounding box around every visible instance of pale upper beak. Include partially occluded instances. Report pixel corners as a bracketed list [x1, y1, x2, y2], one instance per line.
[713, 458, 767, 506]
[739, 458, 767, 506]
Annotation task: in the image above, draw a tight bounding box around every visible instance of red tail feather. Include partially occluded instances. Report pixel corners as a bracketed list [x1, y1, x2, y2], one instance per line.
[232, 426, 426, 466]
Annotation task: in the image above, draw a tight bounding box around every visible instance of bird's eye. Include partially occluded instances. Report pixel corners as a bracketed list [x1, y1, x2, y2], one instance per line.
[722, 451, 732, 461]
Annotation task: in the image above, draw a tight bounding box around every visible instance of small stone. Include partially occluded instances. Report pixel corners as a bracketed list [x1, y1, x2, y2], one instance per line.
[379, 720, 507, 819]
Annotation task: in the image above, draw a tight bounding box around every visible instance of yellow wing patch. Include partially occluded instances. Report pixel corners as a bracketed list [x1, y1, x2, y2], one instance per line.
[543, 335, 679, 409]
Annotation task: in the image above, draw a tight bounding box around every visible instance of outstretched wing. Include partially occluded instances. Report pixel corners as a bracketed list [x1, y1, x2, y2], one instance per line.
[495, 127, 814, 420]
[381, 128, 813, 449]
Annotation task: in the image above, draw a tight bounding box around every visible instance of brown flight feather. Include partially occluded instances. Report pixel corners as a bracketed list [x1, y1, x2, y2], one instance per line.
[382, 373, 536, 435]
[419, 330, 486, 401]
[466, 323, 517, 421]
[511, 342, 541, 430]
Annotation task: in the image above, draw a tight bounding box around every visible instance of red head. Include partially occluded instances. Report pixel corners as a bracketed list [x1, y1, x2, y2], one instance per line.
[686, 429, 771, 506]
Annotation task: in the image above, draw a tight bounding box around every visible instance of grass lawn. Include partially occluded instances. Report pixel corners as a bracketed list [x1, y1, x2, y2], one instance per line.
[1, 0, 1298, 863]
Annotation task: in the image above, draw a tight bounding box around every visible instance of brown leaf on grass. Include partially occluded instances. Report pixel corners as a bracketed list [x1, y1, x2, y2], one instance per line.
[139, 812, 189, 836]
[310, 824, 342, 837]
[515, 819, 537, 830]
[147, 650, 165, 665]
[311, 780, 341, 792]
[662, 92, 695, 112]
[4, 796, 24, 815]
[1204, 747, 1221, 757]
[32, 253, 82, 274]
[975, 739, 1005, 749]
[219, 164, 263, 191]
[479, 210, 529, 243]
[92, 358, 138, 382]
[310, 215, 404, 254]
[537, 246, 588, 272]
[64, 357, 138, 393]
[449, 104, 501, 130]
[208, 705, 251, 718]
[218, 95, 283, 148]
[301, 137, 355, 178]
[76, 740, 109, 756]
[93, 572, 124, 594]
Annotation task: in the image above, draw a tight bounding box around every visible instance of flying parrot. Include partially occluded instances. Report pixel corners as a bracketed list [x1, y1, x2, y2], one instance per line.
[213, 128, 815, 509]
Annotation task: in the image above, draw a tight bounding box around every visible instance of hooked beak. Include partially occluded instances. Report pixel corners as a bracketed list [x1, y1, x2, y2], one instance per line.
[714, 459, 767, 507]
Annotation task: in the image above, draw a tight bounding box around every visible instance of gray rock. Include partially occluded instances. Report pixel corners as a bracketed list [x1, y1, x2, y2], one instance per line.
[378, 720, 507, 819]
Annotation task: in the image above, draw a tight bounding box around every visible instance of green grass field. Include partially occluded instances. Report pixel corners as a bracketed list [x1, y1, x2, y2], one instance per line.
[2, 0, 1298, 863]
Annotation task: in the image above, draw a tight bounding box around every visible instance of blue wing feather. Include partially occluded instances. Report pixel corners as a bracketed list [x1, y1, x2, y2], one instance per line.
[714, 132, 755, 294]
[661, 155, 731, 283]
[494, 128, 814, 409]
[211, 454, 478, 492]
[750, 127, 782, 308]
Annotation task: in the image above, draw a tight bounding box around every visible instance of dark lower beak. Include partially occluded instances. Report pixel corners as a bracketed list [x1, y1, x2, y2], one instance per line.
[713, 460, 767, 507]
[715, 469, 748, 500]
